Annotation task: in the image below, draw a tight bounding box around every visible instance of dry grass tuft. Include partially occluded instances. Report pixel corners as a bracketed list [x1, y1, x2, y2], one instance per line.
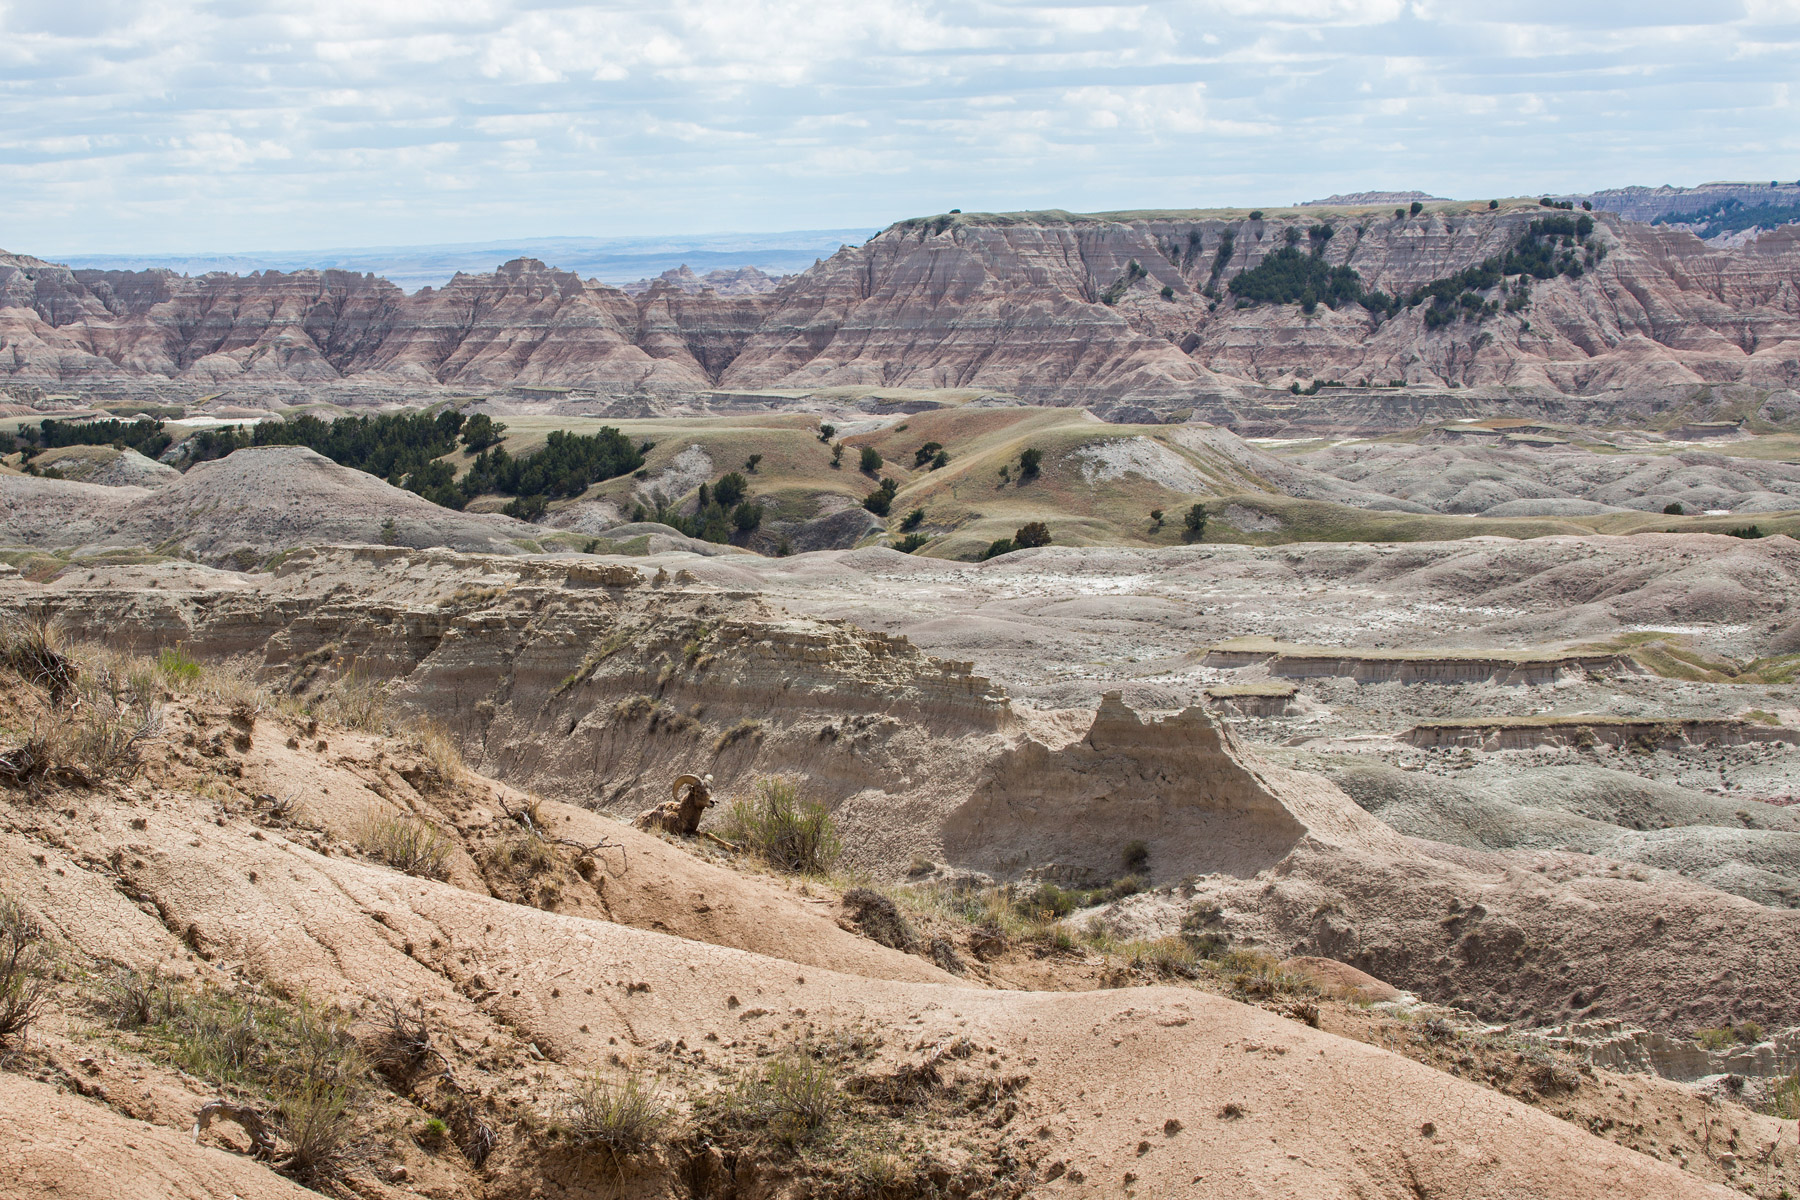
[0, 895, 52, 1046]
[713, 717, 763, 754]
[278, 1082, 355, 1182]
[0, 609, 77, 699]
[712, 1049, 840, 1149]
[488, 832, 557, 877]
[305, 664, 392, 733]
[355, 808, 453, 880]
[406, 719, 466, 790]
[0, 645, 162, 788]
[559, 1071, 671, 1159]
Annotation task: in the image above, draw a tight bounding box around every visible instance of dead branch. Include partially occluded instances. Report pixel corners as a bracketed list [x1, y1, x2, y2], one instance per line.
[495, 790, 627, 873]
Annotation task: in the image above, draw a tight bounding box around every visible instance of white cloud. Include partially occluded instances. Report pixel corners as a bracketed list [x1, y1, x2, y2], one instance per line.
[0, 0, 1792, 253]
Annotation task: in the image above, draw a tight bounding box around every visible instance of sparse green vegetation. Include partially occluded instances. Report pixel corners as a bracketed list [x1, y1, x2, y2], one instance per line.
[101, 968, 362, 1182]
[859, 445, 883, 475]
[157, 644, 203, 684]
[708, 1046, 841, 1149]
[719, 775, 841, 875]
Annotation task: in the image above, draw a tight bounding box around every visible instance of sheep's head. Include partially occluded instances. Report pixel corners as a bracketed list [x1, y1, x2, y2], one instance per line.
[671, 773, 716, 808]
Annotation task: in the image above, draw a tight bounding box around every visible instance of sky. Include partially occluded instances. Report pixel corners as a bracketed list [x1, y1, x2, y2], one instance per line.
[2, 0, 1797, 255]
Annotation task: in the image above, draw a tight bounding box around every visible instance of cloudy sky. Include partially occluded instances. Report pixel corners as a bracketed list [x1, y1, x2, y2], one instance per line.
[3, 0, 1796, 254]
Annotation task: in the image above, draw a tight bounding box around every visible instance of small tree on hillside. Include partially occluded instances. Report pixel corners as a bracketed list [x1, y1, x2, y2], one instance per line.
[460, 413, 506, 452]
[1183, 503, 1207, 541]
[1018, 448, 1043, 481]
[714, 472, 748, 507]
[859, 446, 883, 475]
[830, 442, 844, 468]
[744, 454, 762, 473]
[1013, 521, 1051, 549]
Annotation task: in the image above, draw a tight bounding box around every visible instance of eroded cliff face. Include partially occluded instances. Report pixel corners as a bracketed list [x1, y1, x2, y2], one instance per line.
[4, 206, 1799, 405]
[8, 548, 1015, 857]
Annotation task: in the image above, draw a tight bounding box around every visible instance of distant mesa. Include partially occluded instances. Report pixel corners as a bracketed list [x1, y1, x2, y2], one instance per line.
[621, 263, 786, 296]
[1299, 190, 1449, 207]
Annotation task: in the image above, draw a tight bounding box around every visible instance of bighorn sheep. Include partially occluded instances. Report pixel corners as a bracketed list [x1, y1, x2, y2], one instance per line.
[635, 773, 715, 837]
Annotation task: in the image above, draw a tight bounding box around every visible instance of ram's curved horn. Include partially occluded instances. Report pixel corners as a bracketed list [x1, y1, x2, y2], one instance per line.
[671, 773, 704, 801]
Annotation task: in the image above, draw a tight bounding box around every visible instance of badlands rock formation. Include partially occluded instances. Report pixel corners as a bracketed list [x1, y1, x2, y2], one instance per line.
[13, 541, 1799, 1036]
[0, 657, 1749, 1199]
[5, 203, 1798, 412]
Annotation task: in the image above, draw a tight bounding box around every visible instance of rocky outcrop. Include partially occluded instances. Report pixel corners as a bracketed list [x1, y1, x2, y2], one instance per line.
[1203, 639, 1639, 685]
[941, 693, 1315, 883]
[6, 204, 1799, 413]
[1404, 715, 1800, 751]
[1524, 1019, 1800, 1081]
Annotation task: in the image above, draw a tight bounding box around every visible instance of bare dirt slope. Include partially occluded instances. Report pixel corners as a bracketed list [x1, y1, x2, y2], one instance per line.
[0, 668, 1745, 1200]
[0, 1077, 320, 1200]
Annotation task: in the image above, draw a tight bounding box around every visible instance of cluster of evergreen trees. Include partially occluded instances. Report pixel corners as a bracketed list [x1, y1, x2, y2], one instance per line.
[1226, 243, 1365, 313]
[1225, 215, 1599, 327]
[142, 407, 642, 519]
[1652, 197, 1800, 240]
[637, 470, 763, 544]
[456, 429, 645, 514]
[11, 417, 172, 460]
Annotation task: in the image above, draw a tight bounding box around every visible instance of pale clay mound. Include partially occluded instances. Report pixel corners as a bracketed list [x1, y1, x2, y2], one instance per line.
[0, 445, 539, 560]
[1329, 760, 1800, 907]
[31, 444, 181, 488]
[0, 1078, 318, 1200]
[1071, 436, 1216, 494]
